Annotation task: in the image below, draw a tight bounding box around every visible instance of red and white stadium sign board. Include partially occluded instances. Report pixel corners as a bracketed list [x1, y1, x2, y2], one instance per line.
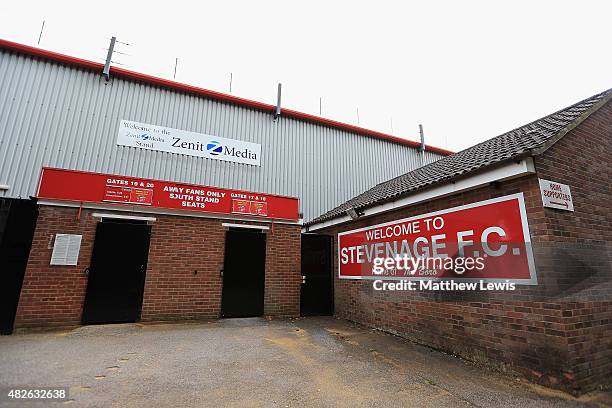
[338, 193, 537, 285]
[37, 168, 299, 221]
[538, 178, 574, 212]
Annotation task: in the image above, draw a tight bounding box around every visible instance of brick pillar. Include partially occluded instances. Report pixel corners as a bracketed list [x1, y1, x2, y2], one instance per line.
[264, 223, 301, 317]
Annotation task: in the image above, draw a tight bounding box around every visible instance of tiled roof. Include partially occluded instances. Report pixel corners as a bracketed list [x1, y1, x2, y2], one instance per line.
[308, 88, 611, 226]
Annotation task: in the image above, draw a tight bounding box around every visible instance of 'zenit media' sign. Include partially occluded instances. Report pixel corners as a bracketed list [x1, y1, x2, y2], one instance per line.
[117, 120, 261, 166]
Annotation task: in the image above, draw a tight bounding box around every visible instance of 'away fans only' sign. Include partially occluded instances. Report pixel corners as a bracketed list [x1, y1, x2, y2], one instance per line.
[37, 168, 299, 221]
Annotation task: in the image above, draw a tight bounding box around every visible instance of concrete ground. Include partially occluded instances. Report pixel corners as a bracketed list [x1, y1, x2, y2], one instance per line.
[0, 317, 610, 408]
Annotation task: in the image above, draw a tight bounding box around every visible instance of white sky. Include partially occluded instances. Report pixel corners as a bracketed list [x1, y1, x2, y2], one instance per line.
[1, 0, 610, 152]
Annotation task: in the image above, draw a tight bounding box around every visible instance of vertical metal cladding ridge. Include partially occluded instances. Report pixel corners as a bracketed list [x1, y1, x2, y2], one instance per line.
[0, 50, 443, 221]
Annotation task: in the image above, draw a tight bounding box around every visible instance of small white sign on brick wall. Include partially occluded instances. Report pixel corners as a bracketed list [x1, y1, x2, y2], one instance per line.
[539, 179, 574, 212]
[50, 234, 82, 266]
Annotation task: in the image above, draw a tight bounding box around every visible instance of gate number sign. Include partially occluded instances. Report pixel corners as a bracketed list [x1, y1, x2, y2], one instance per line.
[36, 167, 299, 221]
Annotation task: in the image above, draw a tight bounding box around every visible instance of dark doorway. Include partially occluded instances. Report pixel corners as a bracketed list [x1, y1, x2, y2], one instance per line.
[81, 219, 151, 324]
[221, 228, 266, 318]
[300, 234, 333, 316]
[0, 198, 38, 335]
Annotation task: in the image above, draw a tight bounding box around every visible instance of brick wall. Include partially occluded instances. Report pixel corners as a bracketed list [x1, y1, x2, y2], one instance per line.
[532, 99, 612, 393]
[319, 100, 611, 395]
[140, 215, 225, 321]
[15, 207, 301, 328]
[264, 223, 302, 317]
[14, 206, 97, 328]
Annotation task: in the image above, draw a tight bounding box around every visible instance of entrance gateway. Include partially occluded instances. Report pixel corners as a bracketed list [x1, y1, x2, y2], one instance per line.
[83, 221, 271, 323]
[18, 167, 302, 328]
[0, 198, 38, 334]
[221, 228, 267, 317]
[300, 234, 333, 316]
[82, 219, 151, 324]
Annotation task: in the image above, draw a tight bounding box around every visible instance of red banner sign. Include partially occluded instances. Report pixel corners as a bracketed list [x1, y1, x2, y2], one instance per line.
[37, 168, 299, 221]
[338, 194, 536, 284]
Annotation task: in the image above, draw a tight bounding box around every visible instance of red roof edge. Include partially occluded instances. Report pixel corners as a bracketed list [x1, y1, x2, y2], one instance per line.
[0, 38, 453, 156]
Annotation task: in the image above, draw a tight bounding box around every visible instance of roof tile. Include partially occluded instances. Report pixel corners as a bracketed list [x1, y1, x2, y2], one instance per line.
[308, 88, 611, 226]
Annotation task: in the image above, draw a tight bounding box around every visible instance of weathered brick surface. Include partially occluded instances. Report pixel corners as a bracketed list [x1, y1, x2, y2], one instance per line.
[319, 100, 612, 394]
[15, 208, 301, 328]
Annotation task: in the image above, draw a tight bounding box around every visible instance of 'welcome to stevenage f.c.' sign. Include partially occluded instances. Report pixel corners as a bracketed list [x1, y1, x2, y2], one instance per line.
[337, 194, 537, 285]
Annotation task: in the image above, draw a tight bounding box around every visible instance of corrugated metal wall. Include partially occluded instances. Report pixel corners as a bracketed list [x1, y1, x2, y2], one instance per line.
[0, 51, 443, 221]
